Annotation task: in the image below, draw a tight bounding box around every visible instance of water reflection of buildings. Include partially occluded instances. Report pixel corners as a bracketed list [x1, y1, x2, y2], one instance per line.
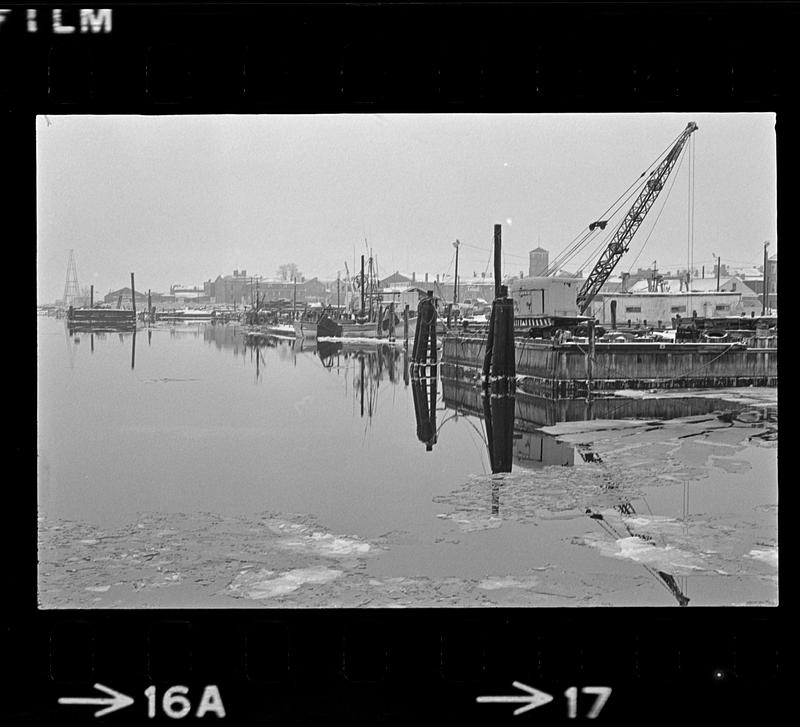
[232, 331, 409, 420]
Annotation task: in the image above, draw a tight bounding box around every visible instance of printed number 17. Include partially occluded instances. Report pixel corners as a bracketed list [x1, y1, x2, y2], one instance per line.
[565, 686, 612, 719]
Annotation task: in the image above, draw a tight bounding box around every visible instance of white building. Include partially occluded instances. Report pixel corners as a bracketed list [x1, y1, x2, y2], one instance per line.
[588, 290, 760, 327]
[510, 277, 582, 317]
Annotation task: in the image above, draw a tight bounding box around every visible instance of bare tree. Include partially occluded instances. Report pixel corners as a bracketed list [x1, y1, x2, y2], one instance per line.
[277, 263, 301, 281]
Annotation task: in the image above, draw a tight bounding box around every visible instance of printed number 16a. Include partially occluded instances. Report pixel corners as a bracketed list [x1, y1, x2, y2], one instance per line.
[565, 687, 612, 719]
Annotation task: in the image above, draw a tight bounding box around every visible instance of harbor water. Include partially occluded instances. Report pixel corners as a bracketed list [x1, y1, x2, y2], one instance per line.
[37, 317, 778, 607]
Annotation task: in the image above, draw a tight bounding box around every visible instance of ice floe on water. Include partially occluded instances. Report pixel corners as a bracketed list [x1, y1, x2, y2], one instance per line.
[477, 575, 542, 590]
[229, 566, 343, 599]
[278, 531, 372, 556]
[39, 510, 377, 608]
[746, 547, 778, 568]
[582, 534, 707, 572]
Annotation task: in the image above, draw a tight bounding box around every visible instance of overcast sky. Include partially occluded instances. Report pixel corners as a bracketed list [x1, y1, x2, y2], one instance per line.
[37, 113, 776, 301]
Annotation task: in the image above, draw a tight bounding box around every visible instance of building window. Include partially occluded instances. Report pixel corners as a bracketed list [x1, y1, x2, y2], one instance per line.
[670, 306, 686, 313]
[624, 306, 642, 313]
[715, 304, 731, 311]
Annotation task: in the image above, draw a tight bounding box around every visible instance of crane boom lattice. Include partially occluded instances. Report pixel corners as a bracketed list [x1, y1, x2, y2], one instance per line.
[575, 122, 698, 314]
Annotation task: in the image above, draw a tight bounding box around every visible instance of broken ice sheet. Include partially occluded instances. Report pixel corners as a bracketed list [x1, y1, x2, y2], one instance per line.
[278, 531, 372, 556]
[477, 575, 542, 590]
[229, 566, 343, 599]
[581, 534, 708, 573]
[746, 547, 778, 568]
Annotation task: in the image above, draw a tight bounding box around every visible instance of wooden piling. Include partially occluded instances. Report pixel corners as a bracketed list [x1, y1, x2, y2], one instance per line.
[404, 304, 409, 345]
[389, 302, 396, 341]
[483, 285, 515, 383]
[429, 303, 437, 364]
[494, 224, 502, 299]
[412, 291, 438, 365]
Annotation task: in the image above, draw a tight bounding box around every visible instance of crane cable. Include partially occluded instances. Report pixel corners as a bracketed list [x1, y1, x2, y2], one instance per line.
[687, 134, 696, 311]
[543, 126, 686, 276]
[546, 172, 650, 275]
[623, 141, 690, 276]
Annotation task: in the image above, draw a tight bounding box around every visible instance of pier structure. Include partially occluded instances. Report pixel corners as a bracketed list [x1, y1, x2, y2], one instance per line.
[442, 336, 777, 398]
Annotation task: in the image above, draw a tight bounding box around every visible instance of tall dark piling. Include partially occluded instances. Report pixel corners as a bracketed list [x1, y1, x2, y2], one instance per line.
[482, 285, 515, 384]
[403, 304, 409, 345]
[494, 224, 502, 299]
[388, 302, 396, 341]
[412, 291, 437, 365]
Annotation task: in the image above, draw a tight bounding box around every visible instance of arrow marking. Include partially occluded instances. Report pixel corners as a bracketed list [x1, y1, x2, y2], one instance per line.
[59, 683, 134, 718]
[477, 681, 554, 716]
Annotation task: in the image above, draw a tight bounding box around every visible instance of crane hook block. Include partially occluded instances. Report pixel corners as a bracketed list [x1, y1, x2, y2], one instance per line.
[589, 220, 608, 231]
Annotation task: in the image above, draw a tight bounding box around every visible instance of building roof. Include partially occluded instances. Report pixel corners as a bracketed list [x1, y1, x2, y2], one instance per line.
[688, 276, 751, 292]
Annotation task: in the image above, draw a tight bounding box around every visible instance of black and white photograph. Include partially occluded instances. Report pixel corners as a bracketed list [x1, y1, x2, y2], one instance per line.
[36, 112, 778, 609]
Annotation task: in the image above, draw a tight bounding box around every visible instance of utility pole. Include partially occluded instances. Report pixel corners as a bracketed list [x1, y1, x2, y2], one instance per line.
[716, 255, 721, 292]
[337, 271, 340, 309]
[762, 241, 770, 315]
[360, 254, 365, 316]
[452, 239, 460, 304]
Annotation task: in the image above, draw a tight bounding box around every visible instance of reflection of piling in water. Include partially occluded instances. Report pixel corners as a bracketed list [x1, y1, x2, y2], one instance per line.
[412, 292, 437, 366]
[412, 366, 438, 451]
[130, 328, 136, 370]
[482, 380, 516, 474]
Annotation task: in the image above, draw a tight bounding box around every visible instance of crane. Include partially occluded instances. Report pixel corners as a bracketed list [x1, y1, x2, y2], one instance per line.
[575, 121, 698, 314]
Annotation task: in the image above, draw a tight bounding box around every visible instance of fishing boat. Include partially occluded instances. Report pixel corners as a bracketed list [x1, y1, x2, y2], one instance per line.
[158, 307, 215, 320]
[263, 322, 296, 337]
[294, 302, 325, 338]
[317, 310, 379, 339]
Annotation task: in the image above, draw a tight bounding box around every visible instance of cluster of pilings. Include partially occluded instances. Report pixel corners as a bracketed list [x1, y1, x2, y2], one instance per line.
[409, 223, 519, 455]
[411, 291, 437, 367]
